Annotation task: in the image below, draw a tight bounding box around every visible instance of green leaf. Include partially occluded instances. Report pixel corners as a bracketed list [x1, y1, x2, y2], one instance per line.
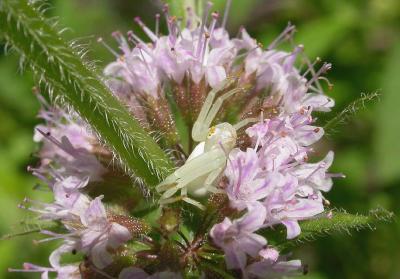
[324, 92, 380, 135]
[263, 208, 394, 250]
[0, 0, 174, 188]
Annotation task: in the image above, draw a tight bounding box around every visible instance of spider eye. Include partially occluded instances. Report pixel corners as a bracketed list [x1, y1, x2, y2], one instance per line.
[208, 126, 216, 138]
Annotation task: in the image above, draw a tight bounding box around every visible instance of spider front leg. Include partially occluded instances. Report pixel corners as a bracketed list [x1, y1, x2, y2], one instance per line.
[159, 195, 206, 210]
[201, 167, 225, 195]
[192, 79, 244, 142]
[233, 117, 259, 130]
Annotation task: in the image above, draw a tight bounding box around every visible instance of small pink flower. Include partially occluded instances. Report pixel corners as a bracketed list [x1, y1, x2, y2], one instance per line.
[263, 174, 324, 239]
[246, 248, 302, 278]
[79, 196, 132, 268]
[290, 151, 335, 192]
[210, 203, 267, 270]
[225, 148, 280, 210]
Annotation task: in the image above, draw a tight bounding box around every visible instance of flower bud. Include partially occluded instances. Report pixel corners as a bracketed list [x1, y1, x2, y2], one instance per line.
[158, 208, 181, 235]
[109, 214, 151, 238]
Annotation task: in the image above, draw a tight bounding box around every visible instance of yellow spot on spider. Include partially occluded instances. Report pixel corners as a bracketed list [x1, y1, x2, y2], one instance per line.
[208, 126, 216, 138]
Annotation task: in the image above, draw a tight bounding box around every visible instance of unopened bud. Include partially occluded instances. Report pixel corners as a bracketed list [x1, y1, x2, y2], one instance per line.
[158, 208, 180, 235]
[109, 214, 150, 237]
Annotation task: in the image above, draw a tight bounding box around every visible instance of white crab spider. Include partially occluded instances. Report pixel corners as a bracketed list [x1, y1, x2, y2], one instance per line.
[156, 78, 256, 210]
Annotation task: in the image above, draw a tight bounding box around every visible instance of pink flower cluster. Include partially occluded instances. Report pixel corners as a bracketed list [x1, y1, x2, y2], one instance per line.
[208, 21, 338, 273]
[11, 1, 341, 278]
[210, 107, 337, 274]
[11, 100, 133, 277]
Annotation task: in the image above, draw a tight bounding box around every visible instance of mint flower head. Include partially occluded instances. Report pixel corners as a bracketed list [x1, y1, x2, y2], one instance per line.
[7, 0, 350, 278]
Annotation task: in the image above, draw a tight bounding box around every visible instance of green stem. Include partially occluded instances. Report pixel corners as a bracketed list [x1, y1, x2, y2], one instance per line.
[0, 0, 174, 188]
[324, 92, 380, 133]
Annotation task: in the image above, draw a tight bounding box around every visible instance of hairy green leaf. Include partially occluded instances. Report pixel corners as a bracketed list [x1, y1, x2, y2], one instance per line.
[262, 208, 394, 250]
[0, 0, 174, 188]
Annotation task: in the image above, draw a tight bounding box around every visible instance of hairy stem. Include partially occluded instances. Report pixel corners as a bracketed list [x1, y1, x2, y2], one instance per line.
[262, 207, 394, 250]
[324, 92, 380, 135]
[0, 0, 174, 188]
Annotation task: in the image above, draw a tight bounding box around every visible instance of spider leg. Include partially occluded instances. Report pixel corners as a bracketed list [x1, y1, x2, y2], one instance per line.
[203, 167, 224, 193]
[179, 187, 206, 208]
[204, 167, 222, 185]
[192, 78, 237, 142]
[157, 173, 179, 188]
[182, 197, 206, 210]
[164, 169, 223, 210]
[202, 87, 246, 131]
[233, 117, 259, 130]
[187, 166, 224, 197]
[207, 186, 224, 194]
[159, 195, 206, 210]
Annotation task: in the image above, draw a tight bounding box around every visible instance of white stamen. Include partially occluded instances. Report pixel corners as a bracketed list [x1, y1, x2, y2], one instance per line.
[301, 55, 324, 91]
[327, 173, 346, 178]
[35, 129, 75, 158]
[97, 37, 119, 58]
[112, 31, 131, 54]
[196, 1, 213, 58]
[307, 62, 332, 87]
[134, 17, 158, 42]
[186, 6, 194, 28]
[23, 197, 50, 206]
[302, 57, 321, 77]
[318, 76, 334, 90]
[163, 4, 172, 34]
[18, 204, 48, 215]
[137, 45, 154, 78]
[268, 23, 296, 50]
[155, 13, 160, 37]
[222, 0, 232, 28]
[34, 231, 76, 244]
[284, 45, 304, 69]
[127, 30, 145, 45]
[236, 25, 244, 38]
[209, 12, 219, 36]
[200, 12, 219, 65]
[234, 44, 261, 62]
[169, 16, 178, 42]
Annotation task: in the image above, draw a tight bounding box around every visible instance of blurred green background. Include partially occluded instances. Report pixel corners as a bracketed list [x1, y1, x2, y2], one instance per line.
[0, 0, 399, 278]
